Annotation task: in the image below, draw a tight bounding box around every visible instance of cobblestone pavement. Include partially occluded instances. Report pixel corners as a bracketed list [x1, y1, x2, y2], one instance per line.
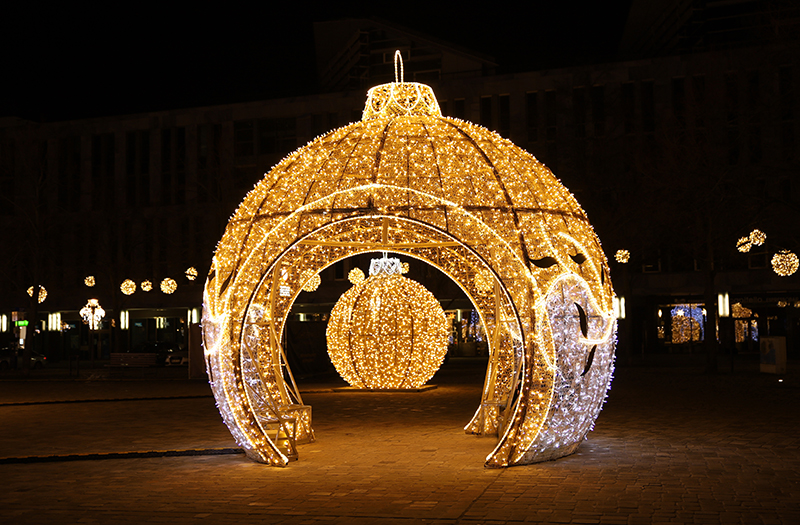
[1, 357, 799, 524]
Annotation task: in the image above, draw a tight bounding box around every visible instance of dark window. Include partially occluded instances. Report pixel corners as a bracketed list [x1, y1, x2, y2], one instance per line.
[257, 117, 296, 155]
[125, 131, 150, 207]
[672, 78, 685, 128]
[158, 220, 168, 275]
[728, 128, 740, 165]
[573, 87, 586, 139]
[781, 121, 795, 161]
[591, 85, 605, 136]
[545, 90, 557, 141]
[312, 113, 338, 137]
[746, 70, 759, 113]
[480, 96, 493, 129]
[622, 82, 635, 134]
[198, 124, 221, 170]
[725, 73, 739, 126]
[692, 75, 706, 129]
[748, 125, 762, 163]
[526, 91, 538, 142]
[0, 138, 15, 212]
[58, 136, 81, 212]
[779, 178, 792, 202]
[779, 66, 793, 121]
[91, 133, 114, 211]
[198, 124, 221, 203]
[453, 99, 465, 119]
[175, 127, 185, 205]
[641, 81, 655, 133]
[145, 219, 154, 277]
[161, 129, 172, 204]
[779, 66, 794, 161]
[546, 142, 558, 173]
[498, 94, 510, 137]
[234, 120, 255, 157]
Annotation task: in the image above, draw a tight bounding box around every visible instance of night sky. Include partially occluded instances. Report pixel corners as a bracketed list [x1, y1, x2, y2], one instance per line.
[4, 2, 633, 122]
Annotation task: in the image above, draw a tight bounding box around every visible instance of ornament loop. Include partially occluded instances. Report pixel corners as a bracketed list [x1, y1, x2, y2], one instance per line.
[394, 50, 404, 83]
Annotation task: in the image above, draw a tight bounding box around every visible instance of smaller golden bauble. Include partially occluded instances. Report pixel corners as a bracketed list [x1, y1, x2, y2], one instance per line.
[326, 257, 449, 389]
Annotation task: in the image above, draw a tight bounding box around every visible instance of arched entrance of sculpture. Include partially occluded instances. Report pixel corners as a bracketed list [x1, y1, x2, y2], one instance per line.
[205, 203, 530, 466]
[203, 68, 617, 469]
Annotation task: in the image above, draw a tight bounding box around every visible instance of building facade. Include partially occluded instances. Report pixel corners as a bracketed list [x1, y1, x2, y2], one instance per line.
[1, 15, 798, 363]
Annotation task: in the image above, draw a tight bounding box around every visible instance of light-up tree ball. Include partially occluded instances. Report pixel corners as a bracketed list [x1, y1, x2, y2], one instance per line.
[772, 250, 799, 277]
[326, 256, 448, 389]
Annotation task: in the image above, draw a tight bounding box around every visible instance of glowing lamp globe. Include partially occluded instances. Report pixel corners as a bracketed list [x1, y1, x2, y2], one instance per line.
[326, 257, 448, 389]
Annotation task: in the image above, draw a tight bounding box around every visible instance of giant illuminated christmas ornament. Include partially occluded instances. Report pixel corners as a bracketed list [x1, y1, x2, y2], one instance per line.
[203, 52, 616, 468]
[326, 255, 448, 389]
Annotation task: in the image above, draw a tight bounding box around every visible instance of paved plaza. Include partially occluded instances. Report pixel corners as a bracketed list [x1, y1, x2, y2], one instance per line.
[1, 357, 799, 524]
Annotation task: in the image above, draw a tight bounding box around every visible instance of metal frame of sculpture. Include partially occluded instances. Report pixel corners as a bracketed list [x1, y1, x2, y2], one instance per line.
[203, 52, 616, 468]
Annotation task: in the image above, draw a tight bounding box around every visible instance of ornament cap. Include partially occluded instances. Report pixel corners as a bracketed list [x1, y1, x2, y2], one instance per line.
[369, 256, 403, 276]
[362, 50, 441, 120]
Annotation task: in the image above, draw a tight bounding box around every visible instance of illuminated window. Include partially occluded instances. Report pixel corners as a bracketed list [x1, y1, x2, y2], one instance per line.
[669, 304, 705, 343]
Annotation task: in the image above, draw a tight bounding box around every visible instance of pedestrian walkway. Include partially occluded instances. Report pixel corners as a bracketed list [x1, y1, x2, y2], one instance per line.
[1, 356, 798, 524]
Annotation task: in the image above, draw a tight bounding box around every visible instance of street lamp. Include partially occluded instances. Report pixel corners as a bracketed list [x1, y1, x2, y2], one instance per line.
[80, 299, 105, 369]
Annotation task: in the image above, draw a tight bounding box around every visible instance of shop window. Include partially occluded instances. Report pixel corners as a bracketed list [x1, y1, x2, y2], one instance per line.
[670, 304, 705, 343]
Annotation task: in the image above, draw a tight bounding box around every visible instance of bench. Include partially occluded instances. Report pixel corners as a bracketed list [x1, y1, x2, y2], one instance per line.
[108, 352, 159, 376]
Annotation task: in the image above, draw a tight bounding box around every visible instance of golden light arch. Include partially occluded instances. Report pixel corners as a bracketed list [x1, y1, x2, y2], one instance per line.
[203, 74, 617, 468]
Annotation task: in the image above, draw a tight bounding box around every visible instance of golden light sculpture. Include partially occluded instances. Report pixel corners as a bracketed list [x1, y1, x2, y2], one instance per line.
[120, 279, 136, 295]
[27, 286, 47, 303]
[203, 53, 615, 468]
[772, 250, 799, 277]
[348, 267, 365, 285]
[326, 256, 448, 389]
[750, 229, 766, 246]
[474, 269, 494, 294]
[615, 249, 630, 263]
[85, 276, 96, 287]
[161, 277, 178, 294]
[141, 280, 153, 292]
[300, 270, 321, 292]
[737, 236, 752, 253]
[80, 299, 105, 330]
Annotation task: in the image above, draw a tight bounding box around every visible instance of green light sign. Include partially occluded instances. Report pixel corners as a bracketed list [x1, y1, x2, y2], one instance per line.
[15, 320, 28, 327]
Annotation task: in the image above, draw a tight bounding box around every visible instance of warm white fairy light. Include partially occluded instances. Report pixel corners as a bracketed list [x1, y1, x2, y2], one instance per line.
[80, 299, 105, 330]
[327, 257, 448, 389]
[737, 236, 752, 253]
[85, 276, 95, 287]
[300, 270, 321, 292]
[161, 277, 177, 294]
[615, 249, 630, 263]
[348, 268, 365, 285]
[772, 250, 798, 277]
[27, 286, 47, 303]
[141, 280, 153, 292]
[202, 57, 615, 468]
[750, 229, 766, 246]
[120, 279, 136, 295]
[474, 269, 494, 293]
[186, 267, 198, 281]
